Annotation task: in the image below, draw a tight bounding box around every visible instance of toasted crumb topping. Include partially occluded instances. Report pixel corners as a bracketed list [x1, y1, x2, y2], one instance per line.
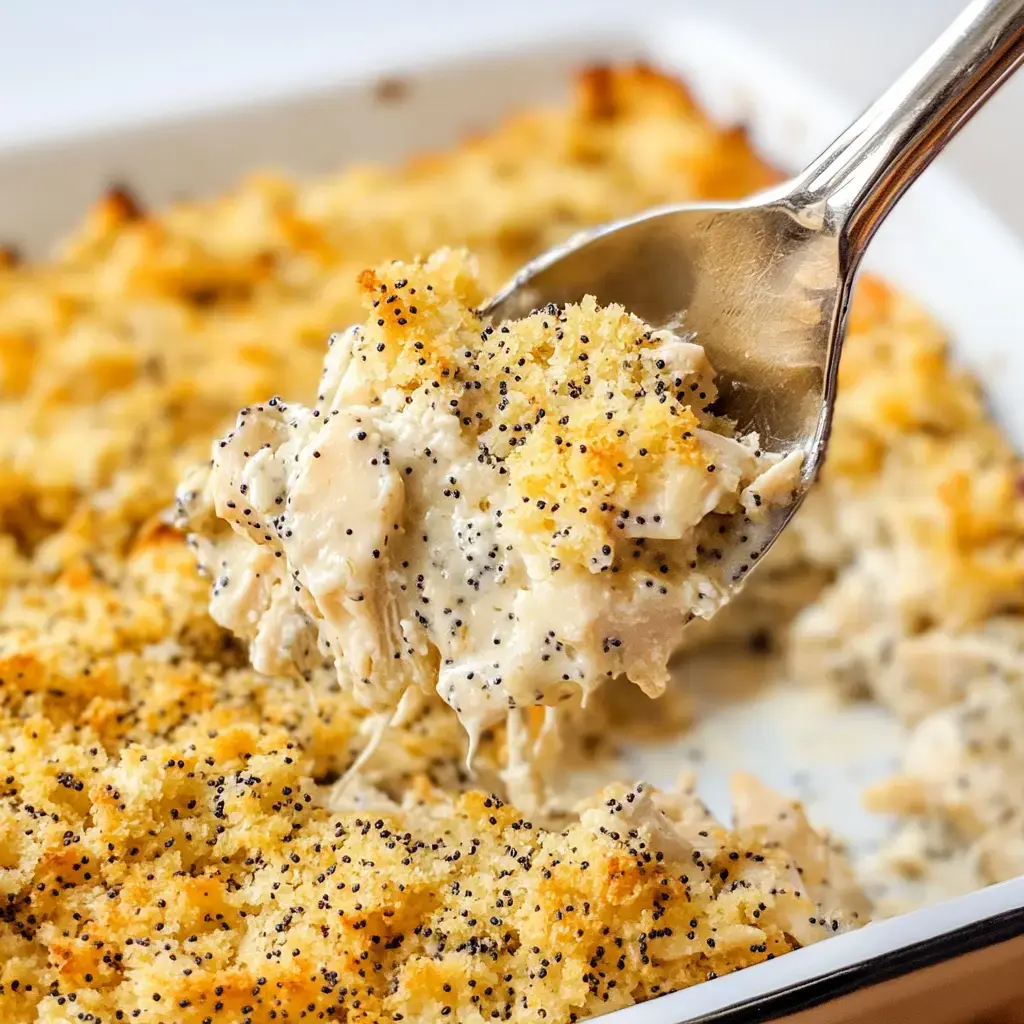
[0, 61, 1020, 1019]
[350, 256, 715, 563]
[0, 740, 860, 1023]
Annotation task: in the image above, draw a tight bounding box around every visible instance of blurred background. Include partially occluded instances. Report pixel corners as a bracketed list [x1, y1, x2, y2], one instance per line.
[1, 0, 1022, 238]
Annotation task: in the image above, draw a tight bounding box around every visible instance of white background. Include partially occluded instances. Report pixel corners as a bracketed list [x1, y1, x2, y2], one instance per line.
[1, 0, 1023, 237]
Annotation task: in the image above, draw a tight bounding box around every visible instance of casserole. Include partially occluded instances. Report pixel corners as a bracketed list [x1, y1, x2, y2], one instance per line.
[2, 9, 1023, 1022]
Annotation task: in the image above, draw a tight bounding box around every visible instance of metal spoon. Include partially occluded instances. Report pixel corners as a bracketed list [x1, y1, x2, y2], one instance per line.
[482, 0, 1024, 592]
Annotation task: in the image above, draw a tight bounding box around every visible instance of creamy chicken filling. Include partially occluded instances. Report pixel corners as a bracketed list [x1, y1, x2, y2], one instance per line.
[178, 250, 801, 779]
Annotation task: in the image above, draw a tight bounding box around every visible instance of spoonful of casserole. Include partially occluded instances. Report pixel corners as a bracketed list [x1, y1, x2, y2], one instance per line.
[176, 248, 801, 761]
[177, 0, 1024, 770]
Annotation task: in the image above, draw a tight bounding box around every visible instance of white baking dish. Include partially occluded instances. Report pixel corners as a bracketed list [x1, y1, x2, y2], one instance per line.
[2, 8, 1023, 1022]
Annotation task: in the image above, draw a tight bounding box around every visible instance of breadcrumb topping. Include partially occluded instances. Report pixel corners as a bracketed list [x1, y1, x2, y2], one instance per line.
[0, 61, 1020, 1019]
[350, 256, 717, 564]
[0, 738, 859, 1022]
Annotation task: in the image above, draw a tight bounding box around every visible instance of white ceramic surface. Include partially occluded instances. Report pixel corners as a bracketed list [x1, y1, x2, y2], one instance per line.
[2, 9, 1023, 1022]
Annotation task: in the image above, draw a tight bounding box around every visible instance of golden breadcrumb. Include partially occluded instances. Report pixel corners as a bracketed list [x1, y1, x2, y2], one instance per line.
[0, 61, 1022, 1020]
[352, 254, 718, 566]
[0, 723, 860, 1024]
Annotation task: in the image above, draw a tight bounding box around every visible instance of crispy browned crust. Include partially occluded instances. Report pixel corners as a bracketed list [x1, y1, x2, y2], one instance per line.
[0, 64, 1020, 1022]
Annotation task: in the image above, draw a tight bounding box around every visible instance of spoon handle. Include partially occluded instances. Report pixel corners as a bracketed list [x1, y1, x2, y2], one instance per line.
[795, 0, 1024, 261]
